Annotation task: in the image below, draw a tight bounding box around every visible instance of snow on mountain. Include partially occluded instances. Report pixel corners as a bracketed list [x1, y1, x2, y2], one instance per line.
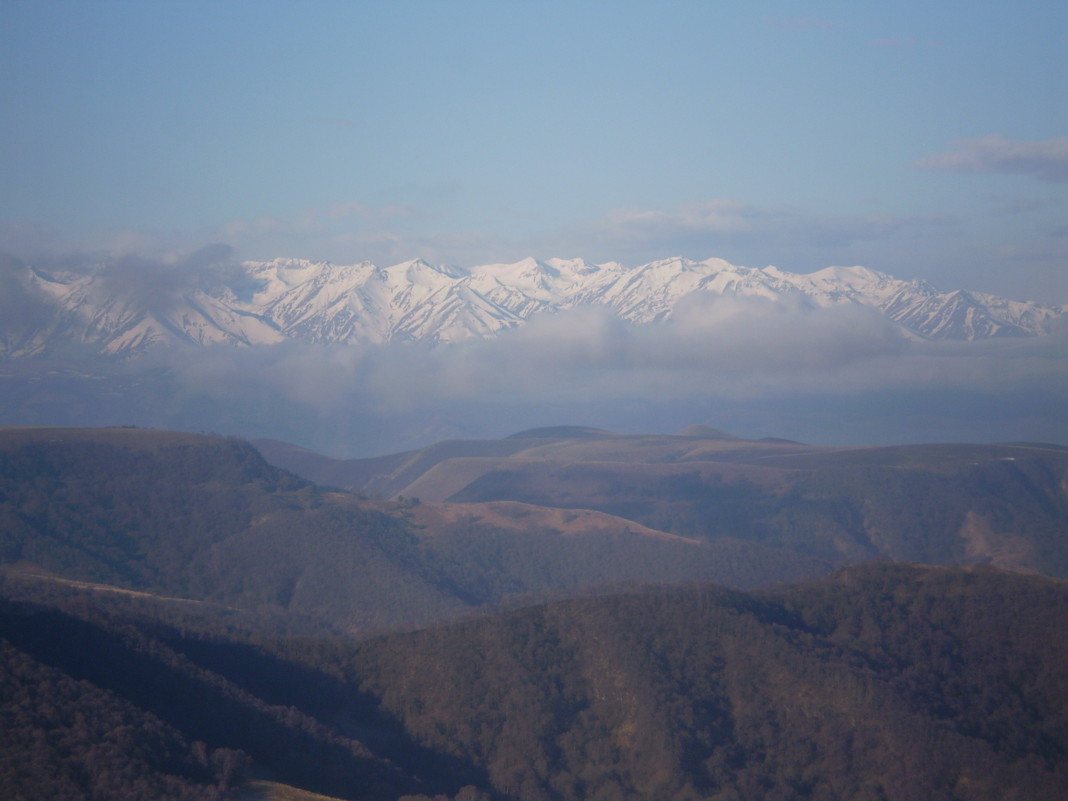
[25, 265, 284, 354]
[3, 256, 1062, 357]
[465, 257, 624, 318]
[238, 257, 517, 345]
[879, 287, 1055, 340]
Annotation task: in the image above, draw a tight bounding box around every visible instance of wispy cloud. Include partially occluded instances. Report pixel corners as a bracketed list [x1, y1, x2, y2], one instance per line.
[916, 135, 1068, 183]
[89, 244, 242, 315]
[0, 221, 72, 259]
[141, 300, 1068, 452]
[219, 202, 424, 262]
[222, 202, 412, 241]
[568, 200, 956, 265]
[596, 200, 754, 238]
[2, 238, 1064, 452]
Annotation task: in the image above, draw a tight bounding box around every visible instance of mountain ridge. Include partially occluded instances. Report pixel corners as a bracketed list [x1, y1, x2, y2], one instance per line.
[4, 255, 1062, 357]
[8, 562, 1068, 800]
[4, 425, 1068, 798]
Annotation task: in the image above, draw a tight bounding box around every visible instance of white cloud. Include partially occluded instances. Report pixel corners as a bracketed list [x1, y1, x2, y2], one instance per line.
[2, 249, 1063, 454]
[139, 299, 1066, 453]
[916, 135, 1068, 183]
[596, 201, 754, 240]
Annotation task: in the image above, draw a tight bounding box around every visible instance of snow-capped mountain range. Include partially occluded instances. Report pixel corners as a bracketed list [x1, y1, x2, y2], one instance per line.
[4, 256, 1063, 357]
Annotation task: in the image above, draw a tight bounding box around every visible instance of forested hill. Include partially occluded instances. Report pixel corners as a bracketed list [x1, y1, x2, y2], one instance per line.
[3, 564, 1067, 800]
[0, 426, 472, 633]
[260, 428, 1068, 580]
[4, 425, 1068, 638]
[343, 563, 1068, 801]
[0, 426, 830, 634]
[3, 426, 1068, 798]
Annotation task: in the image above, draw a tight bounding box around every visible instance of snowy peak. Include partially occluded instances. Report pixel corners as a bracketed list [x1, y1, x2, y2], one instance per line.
[23, 263, 284, 354]
[807, 265, 890, 287]
[3, 255, 1062, 357]
[384, 258, 464, 286]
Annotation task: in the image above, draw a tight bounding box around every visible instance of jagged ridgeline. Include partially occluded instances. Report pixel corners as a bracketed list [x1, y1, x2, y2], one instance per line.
[3, 256, 1062, 357]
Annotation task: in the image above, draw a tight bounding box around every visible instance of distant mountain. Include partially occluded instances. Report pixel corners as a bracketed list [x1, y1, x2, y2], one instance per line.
[3, 256, 1062, 357]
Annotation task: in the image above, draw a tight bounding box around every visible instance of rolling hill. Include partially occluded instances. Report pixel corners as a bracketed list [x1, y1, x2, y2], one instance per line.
[258, 428, 1068, 579]
[0, 427, 829, 635]
[3, 425, 1068, 799]
[4, 563, 1068, 800]
[345, 563, 1068, 801]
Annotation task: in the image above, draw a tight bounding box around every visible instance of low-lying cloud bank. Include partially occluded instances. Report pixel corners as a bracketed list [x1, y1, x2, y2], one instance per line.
[2, 296, 1064, 456]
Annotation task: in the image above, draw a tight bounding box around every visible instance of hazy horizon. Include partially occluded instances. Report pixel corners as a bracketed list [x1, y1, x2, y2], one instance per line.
[4, 2, 1067, 300]
[2, 1, 1065, 455]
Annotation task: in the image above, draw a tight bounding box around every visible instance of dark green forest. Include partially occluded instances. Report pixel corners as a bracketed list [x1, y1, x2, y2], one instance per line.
[4, 564, 1068, 800]
[2, 427, 1067, 800]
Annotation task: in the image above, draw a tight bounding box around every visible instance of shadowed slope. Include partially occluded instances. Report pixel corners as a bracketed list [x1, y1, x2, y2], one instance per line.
[346, 563, 1068, 801]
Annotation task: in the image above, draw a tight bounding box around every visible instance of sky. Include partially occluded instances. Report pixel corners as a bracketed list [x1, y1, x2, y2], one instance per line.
[3, 0, 1067, 304]
[1, 1, 1066, 454]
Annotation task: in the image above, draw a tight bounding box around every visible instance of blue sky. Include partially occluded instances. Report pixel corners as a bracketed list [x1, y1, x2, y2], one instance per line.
[3, 0, 1067, 303]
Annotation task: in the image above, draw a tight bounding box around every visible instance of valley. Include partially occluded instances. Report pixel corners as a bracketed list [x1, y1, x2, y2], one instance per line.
[6, 2, 1065, 798]
[1, 425, 1067, 800]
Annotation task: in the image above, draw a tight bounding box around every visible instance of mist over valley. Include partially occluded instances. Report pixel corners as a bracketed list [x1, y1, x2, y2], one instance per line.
[1, 252, 1064, 456]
